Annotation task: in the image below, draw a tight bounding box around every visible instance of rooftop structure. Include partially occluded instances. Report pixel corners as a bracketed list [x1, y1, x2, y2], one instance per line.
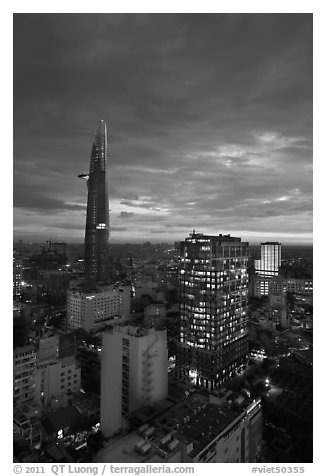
[96, 390, 262, 463]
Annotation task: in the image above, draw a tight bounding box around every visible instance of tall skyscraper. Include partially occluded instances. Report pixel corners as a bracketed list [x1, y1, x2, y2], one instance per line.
[79, 119, 110, 285]
[176, 232, 249, 389]
[68, 120, 131, 331]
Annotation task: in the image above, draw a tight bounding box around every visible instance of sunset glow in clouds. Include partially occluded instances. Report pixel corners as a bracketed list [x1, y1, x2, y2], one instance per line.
[14, 14, 312, 244]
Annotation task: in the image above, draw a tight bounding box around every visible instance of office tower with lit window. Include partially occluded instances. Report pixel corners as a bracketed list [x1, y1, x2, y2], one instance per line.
[79, 120, 110, 285]
[13, 251, 22, 299]
[176, 232, 249, 389]
[255, 242, 281, 277]
[254, 242, 281, 296]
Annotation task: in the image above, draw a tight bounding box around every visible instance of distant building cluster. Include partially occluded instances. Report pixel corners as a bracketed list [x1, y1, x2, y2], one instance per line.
[251, 274, 313, 298]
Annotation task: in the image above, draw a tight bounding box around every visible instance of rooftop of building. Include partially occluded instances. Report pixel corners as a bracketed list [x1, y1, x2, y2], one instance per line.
[14, 344, 37, 355]
[14, 403, 41, 422]
[70, 392, 100, 415]
[185, 232, 246, 244]
[14, 407, 36, 425]
[292, 348, 313, 366]
[69, 281, 129, 295]
[45, 441, 75, 462]
[103, 325, 166, 339]
[96, 389, 260, 463]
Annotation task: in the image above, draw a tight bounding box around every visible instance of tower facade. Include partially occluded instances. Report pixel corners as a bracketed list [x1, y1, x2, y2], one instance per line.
[255, 242, 281, 277]
[13, 251, 22, 299]
[13, 345, 37, 406]
[254, 242, 281, 296]
[101, 326, 168, 437]
[176, 232, 249, 388]
[80, 120, 110, 285]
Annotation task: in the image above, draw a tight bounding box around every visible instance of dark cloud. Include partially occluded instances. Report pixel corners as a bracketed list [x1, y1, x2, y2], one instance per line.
[14, 193, 84, 212]
[119, 211, 135, 218]
[14, 14, 312, 243]
[110, 226, 128, 232]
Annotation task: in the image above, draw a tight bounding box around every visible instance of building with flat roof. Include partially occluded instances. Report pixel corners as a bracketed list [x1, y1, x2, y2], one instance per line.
[250, 275, 313, 298]
[254, 242, 281, 296]
[269, 277, 313, 295]
[176, 232, 249, 388]
[67, 284, 130, 331]
[101, 326, 168, 437]
[95, 390, 262, 463]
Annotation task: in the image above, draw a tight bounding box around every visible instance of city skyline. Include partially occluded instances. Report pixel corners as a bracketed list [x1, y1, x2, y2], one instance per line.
[14, 14, 312, 244]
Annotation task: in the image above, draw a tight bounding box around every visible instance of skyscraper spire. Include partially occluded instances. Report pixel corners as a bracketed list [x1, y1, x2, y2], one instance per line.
[80, 120, 110, 285]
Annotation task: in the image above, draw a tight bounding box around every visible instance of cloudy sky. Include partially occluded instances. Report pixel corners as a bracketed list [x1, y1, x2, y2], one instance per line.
[13, 13, 312, 244]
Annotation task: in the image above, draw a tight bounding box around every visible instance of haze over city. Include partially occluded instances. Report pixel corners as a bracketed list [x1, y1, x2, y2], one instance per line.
[14, 14, 312, 244]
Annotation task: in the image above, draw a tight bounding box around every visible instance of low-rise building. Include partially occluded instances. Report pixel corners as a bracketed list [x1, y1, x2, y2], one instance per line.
[251, 275, 313, 298]
[13, 407, 42, 448]
[134, 280, 165, 302]
[67, 284, 130, 331]
[269, 293, 289, 328]
[269, 277, 313, 295]
[35, 356, 81, 411]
